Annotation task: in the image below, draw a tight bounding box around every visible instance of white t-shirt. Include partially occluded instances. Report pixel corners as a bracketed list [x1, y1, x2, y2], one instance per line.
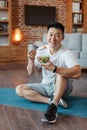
[35, 45, 79, 83]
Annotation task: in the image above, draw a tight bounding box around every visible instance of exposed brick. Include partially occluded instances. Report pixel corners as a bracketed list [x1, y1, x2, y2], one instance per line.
[12, 0, 66, 45]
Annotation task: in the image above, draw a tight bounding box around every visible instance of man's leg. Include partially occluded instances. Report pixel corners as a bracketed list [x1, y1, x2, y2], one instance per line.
[53, 74, 67, 104]
[16, 84, 50, 103]
[42, 74, 68, 123]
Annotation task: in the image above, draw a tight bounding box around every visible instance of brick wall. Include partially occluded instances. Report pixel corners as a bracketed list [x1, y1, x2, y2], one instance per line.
[12, 0, 66, 45]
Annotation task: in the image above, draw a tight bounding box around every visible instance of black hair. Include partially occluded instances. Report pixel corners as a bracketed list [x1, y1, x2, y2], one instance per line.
[47, 21, 64, 34]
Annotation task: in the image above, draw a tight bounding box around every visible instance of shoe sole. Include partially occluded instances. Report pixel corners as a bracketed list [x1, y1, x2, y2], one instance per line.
[42, 113, 58, 124]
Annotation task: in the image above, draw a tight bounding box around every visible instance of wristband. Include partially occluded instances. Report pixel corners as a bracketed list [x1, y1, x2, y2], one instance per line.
[53, 65, 57, 73]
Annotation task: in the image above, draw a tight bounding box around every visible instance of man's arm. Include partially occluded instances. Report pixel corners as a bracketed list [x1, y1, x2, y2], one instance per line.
[41, 61, 81, 79]
[56, 65, 81, 79]
[27, 50, 36, 76]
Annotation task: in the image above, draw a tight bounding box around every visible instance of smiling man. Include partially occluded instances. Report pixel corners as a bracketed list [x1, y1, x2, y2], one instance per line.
[16, 21, 81, 123]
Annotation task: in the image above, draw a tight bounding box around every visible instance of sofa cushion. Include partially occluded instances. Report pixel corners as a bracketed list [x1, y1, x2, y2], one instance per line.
[71, 50, 80, 58]
[68, 33, 82, 51]
[33, 41, 45, 47]
[78, 58, 87, 67]
[42, 33, 48, 44]
[80, 51, 87, 58]
[61, 34, 69, 48]
[82, 34, 87, 51]
[28, 44, 38, 51]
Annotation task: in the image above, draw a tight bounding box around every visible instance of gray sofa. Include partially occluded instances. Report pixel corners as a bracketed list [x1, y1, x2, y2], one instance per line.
[28, 33, 87, 68]
[62, 33, 87, 68]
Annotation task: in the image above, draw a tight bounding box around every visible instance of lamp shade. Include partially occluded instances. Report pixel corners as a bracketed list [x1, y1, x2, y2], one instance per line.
[12, 28, 23, 45]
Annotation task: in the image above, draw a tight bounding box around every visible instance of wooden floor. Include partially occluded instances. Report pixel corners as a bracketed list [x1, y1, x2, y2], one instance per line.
[0, 64, 87, 130]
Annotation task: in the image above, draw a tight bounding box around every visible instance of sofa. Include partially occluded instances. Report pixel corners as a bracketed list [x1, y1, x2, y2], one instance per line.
[28, 33, 87, 69]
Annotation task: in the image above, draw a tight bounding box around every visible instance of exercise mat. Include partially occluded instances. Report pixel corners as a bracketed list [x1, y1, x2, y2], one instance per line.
[0, 88, 87, 118]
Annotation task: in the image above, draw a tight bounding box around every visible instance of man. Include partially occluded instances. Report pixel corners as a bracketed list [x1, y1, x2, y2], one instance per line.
[16, 21, 81, 123]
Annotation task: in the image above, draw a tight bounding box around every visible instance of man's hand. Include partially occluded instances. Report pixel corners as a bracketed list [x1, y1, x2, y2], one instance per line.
[27, 50, 36, 61]
[27, 50, 36, 76]
[41, 61, 55, 72]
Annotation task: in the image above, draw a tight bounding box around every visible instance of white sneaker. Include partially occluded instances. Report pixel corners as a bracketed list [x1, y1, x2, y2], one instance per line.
[59, 98, 68, 108]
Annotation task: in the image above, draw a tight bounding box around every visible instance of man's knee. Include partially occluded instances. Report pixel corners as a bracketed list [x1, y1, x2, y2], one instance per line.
[16, 85, 24, 97]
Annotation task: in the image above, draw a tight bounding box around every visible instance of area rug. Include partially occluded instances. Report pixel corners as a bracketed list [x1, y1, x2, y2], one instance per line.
[0, 88, 87, 118]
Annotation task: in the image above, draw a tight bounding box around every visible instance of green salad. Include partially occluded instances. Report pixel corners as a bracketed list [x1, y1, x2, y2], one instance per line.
[38, 56, 50, 63]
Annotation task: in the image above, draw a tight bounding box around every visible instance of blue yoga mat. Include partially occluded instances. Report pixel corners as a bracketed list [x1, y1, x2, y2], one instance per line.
[0, 88, 87, 118]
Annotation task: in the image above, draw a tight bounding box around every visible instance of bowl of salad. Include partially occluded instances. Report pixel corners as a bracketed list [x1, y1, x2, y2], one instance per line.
[37, 56, 50, 63]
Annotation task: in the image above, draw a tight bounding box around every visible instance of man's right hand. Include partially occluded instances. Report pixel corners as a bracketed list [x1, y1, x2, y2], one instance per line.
[27, 50, 36, 61]
[27, 50, 36, 76]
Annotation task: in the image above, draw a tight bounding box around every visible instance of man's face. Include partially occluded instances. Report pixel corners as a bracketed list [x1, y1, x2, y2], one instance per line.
[47, 27, 64, 49]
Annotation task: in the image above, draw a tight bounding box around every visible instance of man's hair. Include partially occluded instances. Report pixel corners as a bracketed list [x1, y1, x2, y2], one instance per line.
[47, 21, 64, 34]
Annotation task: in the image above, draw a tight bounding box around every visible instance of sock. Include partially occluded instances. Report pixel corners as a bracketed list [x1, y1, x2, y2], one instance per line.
[51, 100, 58, 107]
[48, 98, 51, 104]
[48, 95, 54, 104]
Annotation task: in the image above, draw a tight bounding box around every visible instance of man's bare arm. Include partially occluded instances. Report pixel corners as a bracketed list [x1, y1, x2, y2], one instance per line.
[41, 61, 81, 79]
[56, 65, 81, 79]
[27, 50, 36, 76]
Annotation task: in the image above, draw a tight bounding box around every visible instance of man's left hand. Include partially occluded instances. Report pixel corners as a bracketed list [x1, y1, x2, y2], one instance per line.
[41, 61, 55, 72]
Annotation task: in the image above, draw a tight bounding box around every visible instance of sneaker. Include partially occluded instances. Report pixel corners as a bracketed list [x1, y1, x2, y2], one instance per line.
[59, 98, 68, 108]
[42, 103, 58, 123]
